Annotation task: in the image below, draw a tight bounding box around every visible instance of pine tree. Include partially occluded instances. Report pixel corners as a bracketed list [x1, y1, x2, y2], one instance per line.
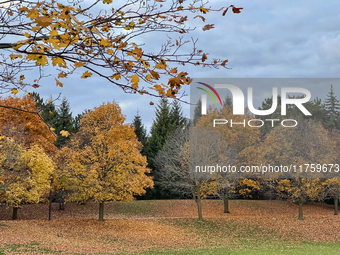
[72, 113, 83, 134]
[223, 94, 233, 107]
[31, 92, 59, 128]
[131, 111, 148, 156]
[55, 97, 74, 148]
[169, 99, 187, 129]
[147, 99, 171, 171]
[324, 85, 340, 131]
[193, 99, 202, 125]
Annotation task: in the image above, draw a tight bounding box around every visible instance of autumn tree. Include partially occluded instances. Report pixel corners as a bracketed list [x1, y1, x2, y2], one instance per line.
[263, 119, 336, 220]
[196, 105, 263, 211]
[0, 96, 57, 154]
[0, 0, 241, 105]
[56, 102, 153, 221]
[322, 178, 340, 215]
[155, 126, 227, 220]
[0, 138, 54, 220]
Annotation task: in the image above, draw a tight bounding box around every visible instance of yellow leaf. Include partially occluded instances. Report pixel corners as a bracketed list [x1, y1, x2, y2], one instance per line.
[107, 49, 114, 54]
[52, 57, 67, 68]
[170, 68, 178, 73]
[132, 83, 138, 89]
[81, 71, 92, 79]
[50, 127, 55, 131]
[74, 62, 85, 68]
[55, 78, 63, 87]
[49, 111, 53, 114]
[60, 130, 70, 137]
[23, 32, 31, 38]
[111, 73, 121, 80]
[146, 74, 152, 81]
[20, 75, 25, 80]
[48, 100, 52, 103]
[200, 6, 209, 14]
[132, 48, 143, 58]
[11, 88, 19, 95]
[35, 16, 53, 27]
[58, 72, 67, 78]
[10, 54, 22, 60]
[131, 74, 139, 83]
[149, 70, 160, 80]
[27, 93, 32, 97]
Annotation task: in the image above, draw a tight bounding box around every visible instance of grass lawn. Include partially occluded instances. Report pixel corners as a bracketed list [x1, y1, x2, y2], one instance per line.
[0, 200, 340, 254]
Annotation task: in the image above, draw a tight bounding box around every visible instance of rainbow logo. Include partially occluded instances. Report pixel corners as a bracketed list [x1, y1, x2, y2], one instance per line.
[196, 82, 222, 106]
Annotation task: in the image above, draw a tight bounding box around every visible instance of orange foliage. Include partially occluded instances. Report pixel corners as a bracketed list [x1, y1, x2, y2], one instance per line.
[0, 96, 57, 155]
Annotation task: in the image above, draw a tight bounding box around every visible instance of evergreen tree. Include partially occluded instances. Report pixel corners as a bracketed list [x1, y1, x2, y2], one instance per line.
[31, 92, 59, 128]
[147, 99, 171, 172]
[223, 94, 233, 107]
[55, 97, 74, 148]
[324, 85, 340, 131]
[72, 113, 83, 134]
[131, 110, 148, 156]
[193, 99, 202, 126]
[169, 99, 187, 129]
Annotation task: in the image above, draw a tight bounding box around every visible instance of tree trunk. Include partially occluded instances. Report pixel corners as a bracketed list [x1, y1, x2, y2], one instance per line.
[99, 202, 104, 221]
[12, 207, 18, 220]
[335, 195, 339, 215]
[298, 200, 304, 220]
[196, 195, 203, 221]
[223, 192, 230, 213]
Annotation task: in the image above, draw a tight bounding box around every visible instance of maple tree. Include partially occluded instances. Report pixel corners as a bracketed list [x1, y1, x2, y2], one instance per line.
[263, 119, 336, 220]
[0, 0, 242, 104]
[0, 96, 57, 154]
[155, 126, 227, 220]
[0, 138, 54, 220]
[55, 102, 153, 221]
[196, 104, 263, 210]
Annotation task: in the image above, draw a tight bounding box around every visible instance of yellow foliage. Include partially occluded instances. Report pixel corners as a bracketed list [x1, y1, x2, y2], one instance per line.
[0, 141, 54, 207]
[56, 102, 153, 204]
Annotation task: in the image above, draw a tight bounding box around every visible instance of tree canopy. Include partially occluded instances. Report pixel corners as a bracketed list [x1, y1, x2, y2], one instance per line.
[0, 0, 241, 104]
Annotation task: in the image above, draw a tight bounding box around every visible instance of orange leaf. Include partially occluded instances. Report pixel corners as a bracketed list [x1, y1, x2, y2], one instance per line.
[202, 53, 207, 62]
[221, 59, 229, 66]
[81, 71, 92, 78]
[202, 24, 214, 31]
[232, 7, 243, 13]
[55, 78, 63, 87]
[74, 62, 85, 68]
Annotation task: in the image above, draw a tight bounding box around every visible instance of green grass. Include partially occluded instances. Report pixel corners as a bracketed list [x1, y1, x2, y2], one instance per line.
[0, 242, 66, 254]
[110, 200, 159, 216]
[140, 242, 340, 255]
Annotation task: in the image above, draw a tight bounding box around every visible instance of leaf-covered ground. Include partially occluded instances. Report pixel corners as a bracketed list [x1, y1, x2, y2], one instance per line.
[0, 200, 340, 254]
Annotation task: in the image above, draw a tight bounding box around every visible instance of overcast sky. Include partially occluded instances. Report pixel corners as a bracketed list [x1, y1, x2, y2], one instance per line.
[24, 0, 340, 132]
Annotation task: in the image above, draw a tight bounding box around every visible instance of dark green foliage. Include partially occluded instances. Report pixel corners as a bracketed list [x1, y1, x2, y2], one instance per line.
[31, 92, 59, 129]
[223, 94, 233, 107]
[31, 93, 82, 148]
[324, 85, 340, 131]
[193, 99, 202, 126]
[258, 95, 327, 137]
[145, 99, 187, 199]
[131, 111, 148, 156]
[54, 97, 74, 148]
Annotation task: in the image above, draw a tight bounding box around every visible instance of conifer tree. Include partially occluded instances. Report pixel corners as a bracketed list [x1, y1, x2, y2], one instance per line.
[132, 111, 148, 156]
[193, 99, 202, 126]
[55, 97, 74, 148]
[324, 85, 340, 131]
